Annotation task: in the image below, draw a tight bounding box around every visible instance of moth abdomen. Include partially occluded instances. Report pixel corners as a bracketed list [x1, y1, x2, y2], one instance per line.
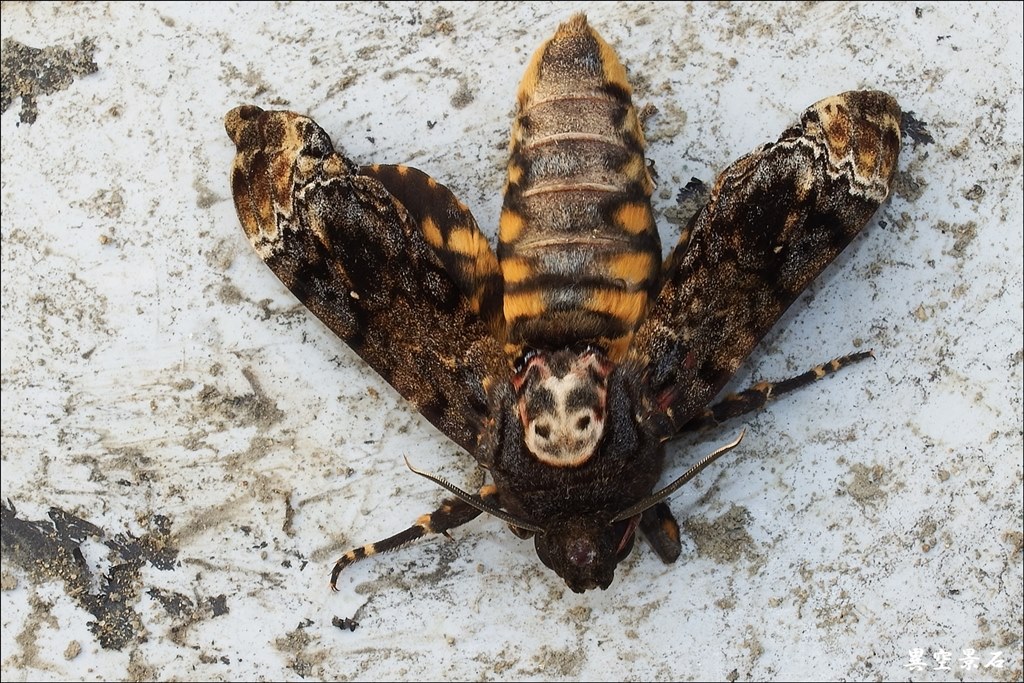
[499, 14, 660, 360]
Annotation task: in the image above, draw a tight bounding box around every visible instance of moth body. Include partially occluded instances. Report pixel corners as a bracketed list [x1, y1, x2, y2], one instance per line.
[225, 12, 911, 595]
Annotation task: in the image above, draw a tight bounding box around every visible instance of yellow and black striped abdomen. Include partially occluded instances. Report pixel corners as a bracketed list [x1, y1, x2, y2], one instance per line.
[499, 14, 661, 361]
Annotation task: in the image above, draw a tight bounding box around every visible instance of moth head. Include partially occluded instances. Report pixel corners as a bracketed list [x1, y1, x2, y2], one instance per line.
[406, 456, 642, 593]
[533, 515, 638, 593]
[511, 347, 612, 467]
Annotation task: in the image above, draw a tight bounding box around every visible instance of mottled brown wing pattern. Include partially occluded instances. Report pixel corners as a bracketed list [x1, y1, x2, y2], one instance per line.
[225, 106, 508, 454]
[631, 91, 903, 437]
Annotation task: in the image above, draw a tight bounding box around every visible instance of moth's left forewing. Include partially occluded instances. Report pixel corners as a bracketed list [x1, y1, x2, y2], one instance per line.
[226, 106, 508, 455]
[631, 91, 903, 436]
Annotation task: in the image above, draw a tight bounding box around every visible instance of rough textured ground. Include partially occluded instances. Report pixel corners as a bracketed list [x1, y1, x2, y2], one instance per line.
[2, 2, 1021, 680]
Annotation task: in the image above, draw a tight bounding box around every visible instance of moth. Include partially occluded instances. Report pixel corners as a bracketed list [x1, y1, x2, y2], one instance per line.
[225, 14, 904, 593]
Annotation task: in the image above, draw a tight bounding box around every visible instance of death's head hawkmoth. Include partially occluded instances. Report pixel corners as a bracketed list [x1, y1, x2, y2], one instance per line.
[226, 14, 906, 593]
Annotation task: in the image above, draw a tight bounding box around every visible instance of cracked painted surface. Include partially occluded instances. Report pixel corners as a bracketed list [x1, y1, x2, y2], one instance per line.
[2, 2, 1021, 680]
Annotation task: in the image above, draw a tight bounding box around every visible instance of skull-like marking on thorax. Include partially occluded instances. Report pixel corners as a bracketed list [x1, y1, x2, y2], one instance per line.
[513, 348, 612, 467]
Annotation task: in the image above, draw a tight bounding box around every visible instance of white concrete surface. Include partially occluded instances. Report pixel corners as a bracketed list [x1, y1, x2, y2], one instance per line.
[2, 2, 1021, 680]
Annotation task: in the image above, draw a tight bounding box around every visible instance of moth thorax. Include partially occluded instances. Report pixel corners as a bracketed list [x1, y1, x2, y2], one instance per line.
[513, 348, 612, 467]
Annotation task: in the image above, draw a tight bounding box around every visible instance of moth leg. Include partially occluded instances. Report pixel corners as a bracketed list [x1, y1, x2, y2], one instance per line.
[330, 485, 498, 589]
[639, 502, 682, 563]
[677, 351, 874, 434]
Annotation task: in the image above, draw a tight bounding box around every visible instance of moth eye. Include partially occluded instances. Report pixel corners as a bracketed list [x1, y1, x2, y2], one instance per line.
[534, 423, 551, 440]
[576, 416, 591, 431]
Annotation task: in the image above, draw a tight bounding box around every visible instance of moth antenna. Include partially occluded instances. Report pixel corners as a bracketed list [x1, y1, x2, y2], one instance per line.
[403, 456, 544, 534]
[611, 431, 745, 523]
